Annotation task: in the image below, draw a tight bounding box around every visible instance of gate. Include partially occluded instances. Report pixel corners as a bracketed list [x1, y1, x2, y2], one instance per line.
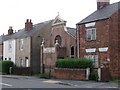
[100, 62, 110, 81]
[101, 67, 110, 81]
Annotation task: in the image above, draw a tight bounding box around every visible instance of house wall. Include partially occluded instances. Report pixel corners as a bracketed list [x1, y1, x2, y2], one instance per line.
[45, 25, 76, 58]
[109, 10, 120, 78]
[77, 10, 120, 78]
[31, 21, 53, 74]
[79, 19, 110, 67]
[3, 39, 16, 63]
[16, 37, 31, 67]
[0, 44, 3, 60]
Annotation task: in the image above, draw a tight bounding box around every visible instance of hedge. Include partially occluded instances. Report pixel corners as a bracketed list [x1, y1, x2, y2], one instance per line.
[55, 58, 94, 69]
[0, 61, 14, 74]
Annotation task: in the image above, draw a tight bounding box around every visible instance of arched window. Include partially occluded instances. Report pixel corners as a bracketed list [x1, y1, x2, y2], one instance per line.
[70, 46, 74, 58]
[54, 35, 62, 45]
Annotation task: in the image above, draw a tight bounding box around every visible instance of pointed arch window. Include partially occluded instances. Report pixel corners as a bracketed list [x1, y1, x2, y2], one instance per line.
[54, 35, 62, 45]
[70, 46, 74, 58]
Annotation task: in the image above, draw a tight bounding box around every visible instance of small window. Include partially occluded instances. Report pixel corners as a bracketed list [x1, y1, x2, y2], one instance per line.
[84, 55, 98, 68]
[8, 41, 12, 52]
[70, 46, 74, 58]
[9, 58, 11, 61]
[86, 28, 96, 41]
[20, 58, 23, 67]
[20, 39, 24, 51]
[5, 58, 7, 60]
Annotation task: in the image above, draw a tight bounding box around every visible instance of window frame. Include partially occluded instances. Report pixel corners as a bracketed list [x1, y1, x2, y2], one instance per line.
[84, 55, 98, 68]
[8, 40, 12, 52]
[86, 28, 96, 41]
[20, 39, 24, 51]
[70, 45, 74, 58]
[20, 58, 23, 67]
[54, 35, 62, 45]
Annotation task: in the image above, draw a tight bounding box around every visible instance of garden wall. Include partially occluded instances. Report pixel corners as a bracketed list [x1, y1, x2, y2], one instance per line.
[10, 67, 31, 75]
[53, 68, 89, 80]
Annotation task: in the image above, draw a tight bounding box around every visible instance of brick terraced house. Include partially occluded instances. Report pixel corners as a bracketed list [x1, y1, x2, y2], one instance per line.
[15, 19, 53, 74]
[76, 0, 120, 79]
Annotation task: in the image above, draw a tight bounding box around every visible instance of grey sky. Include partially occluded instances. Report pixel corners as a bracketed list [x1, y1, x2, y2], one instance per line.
[0, 0, 119, 35]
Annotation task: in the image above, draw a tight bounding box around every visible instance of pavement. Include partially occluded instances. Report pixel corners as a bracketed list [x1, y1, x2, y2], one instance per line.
[0, 75, 36, 79]
[0, 75, 120, 89]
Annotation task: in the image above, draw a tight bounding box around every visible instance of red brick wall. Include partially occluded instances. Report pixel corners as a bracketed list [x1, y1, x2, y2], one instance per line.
[77, 10, 120, 79]
[118, 9, 120, 79]
[79, 19, 110, 66]
[0, 44, 3, 60]
[109, 10, 120, 79]
[45, 25, 76, 58]
[53, 68, 86, 80]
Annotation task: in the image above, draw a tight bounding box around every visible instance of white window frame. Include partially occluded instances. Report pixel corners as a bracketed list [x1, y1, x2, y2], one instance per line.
[20, 39, 24, 51]
[84, 55, 98, 68]
[86, 28, 96, 41]
[20, 58, 23, 67]
[8, 41, 12, 52]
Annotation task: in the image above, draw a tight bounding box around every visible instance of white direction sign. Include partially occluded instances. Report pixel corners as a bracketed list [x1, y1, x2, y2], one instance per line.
[43, 47, 55, 53]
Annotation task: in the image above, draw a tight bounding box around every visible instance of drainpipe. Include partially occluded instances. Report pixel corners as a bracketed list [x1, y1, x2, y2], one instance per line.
[76, 25, 80, 58]
[30, 36, 33, 75]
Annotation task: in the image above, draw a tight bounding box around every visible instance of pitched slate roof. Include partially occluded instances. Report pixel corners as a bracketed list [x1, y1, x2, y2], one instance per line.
[0, 35, 9, 44]
[77, 2, 120, 25]
[66, 27, 76, 38]
[0, 18, 76, 44]
[13, 20, 52, 39]
[0, 20, 52, 43]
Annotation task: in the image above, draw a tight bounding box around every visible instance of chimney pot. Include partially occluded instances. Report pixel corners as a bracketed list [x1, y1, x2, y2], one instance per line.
[8, 26, 14, 35]
[26, 19, 29, 23]
[9, 26, 13, 30]
[25, 19, 33, 31]
[97, 0, 110, 9]
[30, 19, 32, 23]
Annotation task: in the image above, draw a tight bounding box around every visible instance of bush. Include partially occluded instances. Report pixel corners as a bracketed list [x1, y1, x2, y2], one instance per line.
[0, 61, 14, 74]
[55, 58, 94, 69]
[89, 72, 99, 81]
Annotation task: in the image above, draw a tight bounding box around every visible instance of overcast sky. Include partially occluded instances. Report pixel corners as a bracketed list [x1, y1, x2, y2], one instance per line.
[0, 0, 119, 35]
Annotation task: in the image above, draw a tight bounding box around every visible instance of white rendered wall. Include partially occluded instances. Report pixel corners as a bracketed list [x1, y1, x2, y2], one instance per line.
[3, 39, 16, 63]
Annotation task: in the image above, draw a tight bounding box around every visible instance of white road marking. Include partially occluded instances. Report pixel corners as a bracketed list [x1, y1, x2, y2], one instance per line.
[0, 82, 12, 87]
[43, 80, 61, 83]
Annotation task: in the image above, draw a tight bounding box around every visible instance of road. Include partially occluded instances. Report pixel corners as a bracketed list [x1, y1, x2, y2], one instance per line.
[0, 75, 119, 89]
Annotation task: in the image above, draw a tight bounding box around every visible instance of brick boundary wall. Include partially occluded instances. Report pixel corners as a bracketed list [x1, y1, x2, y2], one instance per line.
[10, 67, 31, 75]
[53, 68, 87, 80]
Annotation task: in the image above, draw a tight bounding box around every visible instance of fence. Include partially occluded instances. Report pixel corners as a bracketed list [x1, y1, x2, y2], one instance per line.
[10, 67, 31, 75]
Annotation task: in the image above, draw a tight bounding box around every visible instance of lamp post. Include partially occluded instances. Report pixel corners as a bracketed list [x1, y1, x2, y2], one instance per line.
[40, 39, 44, 74]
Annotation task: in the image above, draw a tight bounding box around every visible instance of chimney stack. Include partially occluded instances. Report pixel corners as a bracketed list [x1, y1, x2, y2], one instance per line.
[8, 26, 13, 35]
[25, 19, 33, 31]
[97, 0, 110, 9]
